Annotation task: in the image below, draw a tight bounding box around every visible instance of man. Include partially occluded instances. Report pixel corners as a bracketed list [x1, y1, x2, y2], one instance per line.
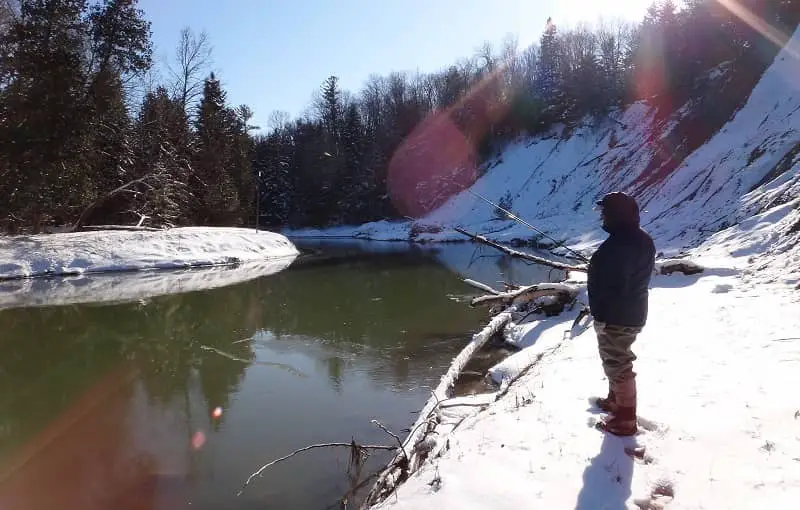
[587, 191, 656, 436]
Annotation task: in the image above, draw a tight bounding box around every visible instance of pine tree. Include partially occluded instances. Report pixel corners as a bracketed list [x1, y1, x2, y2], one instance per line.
[228, 104, 256, 223]
[319, 75, 342, 145]
[316, 75, 346, 223]
[0, 0, 89, 231]
[82, 0, 152, 225]
[131, 86, 192, 226]
[83, 69, 132, 219]
[536, 17, 566, 122]
[87, 0, 152, 77]
[193, 73, 240, 225]
[339, 101, 372, 223]
[253, 130, 292, 227]
[597, 21, 634, 108]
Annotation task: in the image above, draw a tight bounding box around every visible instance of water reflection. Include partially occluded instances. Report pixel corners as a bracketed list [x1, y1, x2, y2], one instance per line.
[0, 256, 297, 311]
[1, 243, 524, 510]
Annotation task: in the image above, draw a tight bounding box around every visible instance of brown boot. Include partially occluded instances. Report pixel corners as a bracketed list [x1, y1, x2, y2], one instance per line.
[593, 383, 617, 413]
[598, 377, 637, 436]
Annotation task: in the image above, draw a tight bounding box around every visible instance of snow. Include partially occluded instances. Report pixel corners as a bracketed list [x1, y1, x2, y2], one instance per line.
[362, 26, 800, 510]
[0, 227, 299, 281]
[373, 247, 800, 509]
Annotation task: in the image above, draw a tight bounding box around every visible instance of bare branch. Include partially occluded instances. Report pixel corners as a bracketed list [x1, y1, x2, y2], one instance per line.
[371, 420, 406, 459]
[72, 171, 165, 232]
[268, 110, 291, 132]
[238, 442, 397, 496]
[199, 345, 307, 377]
[166, 26, 213, 112]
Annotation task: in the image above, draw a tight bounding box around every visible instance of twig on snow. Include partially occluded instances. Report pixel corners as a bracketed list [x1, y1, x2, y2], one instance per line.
[238, 442, 397, 495]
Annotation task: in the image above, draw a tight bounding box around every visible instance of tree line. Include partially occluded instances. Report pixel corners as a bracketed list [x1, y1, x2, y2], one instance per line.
[1, 0, 797, 233]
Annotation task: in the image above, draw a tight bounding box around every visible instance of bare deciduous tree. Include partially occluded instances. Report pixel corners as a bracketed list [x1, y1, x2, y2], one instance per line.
[168, 26, 213, 113]
[268, 110, 291, 132]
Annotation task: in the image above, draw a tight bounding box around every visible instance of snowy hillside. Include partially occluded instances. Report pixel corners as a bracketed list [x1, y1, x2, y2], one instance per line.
[364, 28, 800, 510]
[300, 27, 800, 286]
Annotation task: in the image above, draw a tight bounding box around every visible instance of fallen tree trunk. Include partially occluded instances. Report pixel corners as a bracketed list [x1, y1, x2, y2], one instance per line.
[79, 225, 161, 232]
[454, 227, 587, 272]
[72, 173, 158, 232]
[463, 278, 501, 295]
[470, 283, 579, 309]
[360, 304, 519, 509]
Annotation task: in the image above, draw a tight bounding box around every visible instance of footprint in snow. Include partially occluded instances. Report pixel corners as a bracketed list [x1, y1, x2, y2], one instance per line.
[712, 283, 734, 293]
[633, 478, 675, 509]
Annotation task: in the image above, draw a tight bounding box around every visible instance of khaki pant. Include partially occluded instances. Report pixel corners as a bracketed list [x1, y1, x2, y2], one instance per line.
[594, 321, 641, 383]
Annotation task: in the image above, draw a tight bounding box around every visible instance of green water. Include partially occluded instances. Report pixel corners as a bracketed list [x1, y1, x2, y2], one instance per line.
[0, 241, 559, 510]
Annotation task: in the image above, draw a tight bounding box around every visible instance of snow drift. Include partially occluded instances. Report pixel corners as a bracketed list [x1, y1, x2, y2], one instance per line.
[0, 227, 299, 280]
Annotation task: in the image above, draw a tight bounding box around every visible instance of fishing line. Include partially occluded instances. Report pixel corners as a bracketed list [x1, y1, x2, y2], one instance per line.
[466, 189, 590, 263]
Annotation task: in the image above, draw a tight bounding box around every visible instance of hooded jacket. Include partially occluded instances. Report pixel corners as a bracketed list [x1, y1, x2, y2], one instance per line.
[587, 194, 656, 328]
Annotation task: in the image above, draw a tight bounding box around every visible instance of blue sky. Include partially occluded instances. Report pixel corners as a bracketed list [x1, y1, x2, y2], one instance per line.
[138, 0, 652, 129]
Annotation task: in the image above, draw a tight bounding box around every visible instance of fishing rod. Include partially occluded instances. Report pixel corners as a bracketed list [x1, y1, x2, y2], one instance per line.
[466, 189, 590, 263]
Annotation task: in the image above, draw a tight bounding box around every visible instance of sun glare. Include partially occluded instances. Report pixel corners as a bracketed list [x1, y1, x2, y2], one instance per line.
[716, 0, 797, 58]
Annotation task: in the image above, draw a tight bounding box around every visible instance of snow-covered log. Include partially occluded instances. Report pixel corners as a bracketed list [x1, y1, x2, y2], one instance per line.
[470, 283, 579, 309]
[78, 225, 162, 232]
[655, 258, 705, 275]
[463, 278, 501, 295]
[454, 227, 587, 272]
[360, 304, 519, 509]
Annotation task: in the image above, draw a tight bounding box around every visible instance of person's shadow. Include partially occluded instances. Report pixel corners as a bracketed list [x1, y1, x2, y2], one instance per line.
[574, 428, 635, 510]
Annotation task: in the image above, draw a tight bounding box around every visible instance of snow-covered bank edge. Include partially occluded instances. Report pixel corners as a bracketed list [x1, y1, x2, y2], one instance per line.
[0, 257, 297, 310]
[0, 227, 299, 281]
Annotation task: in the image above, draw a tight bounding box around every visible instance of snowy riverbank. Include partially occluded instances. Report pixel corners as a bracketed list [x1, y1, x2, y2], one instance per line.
[355, 26, 800, 510]
[0, 227, 299, 308]
[0, 227, 299, 280]
[368, 199, 800, 509]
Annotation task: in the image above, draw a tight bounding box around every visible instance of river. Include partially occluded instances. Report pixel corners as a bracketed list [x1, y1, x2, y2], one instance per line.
[0, 240, 561, 510]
